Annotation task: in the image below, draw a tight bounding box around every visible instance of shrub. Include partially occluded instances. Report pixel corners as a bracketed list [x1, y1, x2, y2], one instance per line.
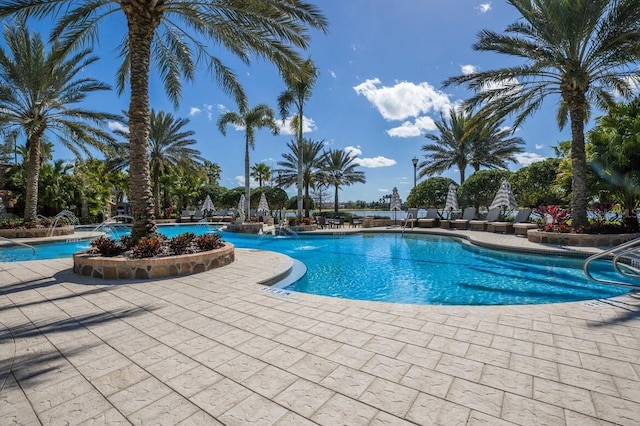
[130, 235, 164, 258]
[90, 236, 125, 257]
[169, 232, 196, 255]
[194, 233, 223, 251]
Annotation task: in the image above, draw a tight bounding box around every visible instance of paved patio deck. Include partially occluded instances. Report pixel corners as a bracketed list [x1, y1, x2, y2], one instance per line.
[1, 229, 639, 425]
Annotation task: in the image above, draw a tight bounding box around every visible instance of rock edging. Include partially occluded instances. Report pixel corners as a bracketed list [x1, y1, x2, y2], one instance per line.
[73, 243, 235, 279]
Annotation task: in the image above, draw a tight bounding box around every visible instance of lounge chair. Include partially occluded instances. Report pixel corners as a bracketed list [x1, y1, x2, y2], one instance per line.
[451, 207, 477, 229]
[417, 208, 440, 228]
[513, 209, 540, 236]
[469, 207, 502, 231]
[404, 208, 419, 228]
[487, 208, 532, 234]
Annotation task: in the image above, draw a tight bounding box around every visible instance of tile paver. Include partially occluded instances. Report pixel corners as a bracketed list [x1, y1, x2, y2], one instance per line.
[1, 230, 639, 425]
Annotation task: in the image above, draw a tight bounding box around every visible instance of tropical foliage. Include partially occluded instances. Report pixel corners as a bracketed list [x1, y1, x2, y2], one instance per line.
[407, 177, 457, 208]
[444, 0, 640, 227]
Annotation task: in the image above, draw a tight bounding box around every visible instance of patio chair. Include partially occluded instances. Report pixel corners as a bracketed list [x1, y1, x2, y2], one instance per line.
[451, 207, 477, 229]
[417, 208, 440, 228]
[192, 210, 203, 222]
[317, 216, 326, 229]
[487, 208, 532, 234]
[512, 209, 539, 236]
[404, 208, 419, 228]
[469, 207, 502, 231]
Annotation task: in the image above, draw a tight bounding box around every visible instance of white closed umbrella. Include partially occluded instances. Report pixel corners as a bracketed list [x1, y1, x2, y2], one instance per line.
[389, 187, 402, 225]
[257, 192, 270, 214]
[444, 183, 459, 218]
[201, 195, 215, 212]
[489, 180, 518, 210]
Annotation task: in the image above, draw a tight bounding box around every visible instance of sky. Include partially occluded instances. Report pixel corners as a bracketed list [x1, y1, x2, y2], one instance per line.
[6, 1, 578, 204]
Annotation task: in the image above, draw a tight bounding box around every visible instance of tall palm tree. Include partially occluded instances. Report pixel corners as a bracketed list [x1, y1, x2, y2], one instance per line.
[276, 138, 325, 217]
[323, 149, 366, 213]
[0, 23, 119, 221]
[278, 59, 319, 219]
[444, 0, 640, 228]
[419, 108, 471, 184]
[0, 1, 328, 241]
[218, 104, 279, 217]
[251, 162, 272, 187]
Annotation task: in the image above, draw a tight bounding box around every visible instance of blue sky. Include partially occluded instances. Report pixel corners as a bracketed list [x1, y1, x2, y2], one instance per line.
[12, 1, 576, 203]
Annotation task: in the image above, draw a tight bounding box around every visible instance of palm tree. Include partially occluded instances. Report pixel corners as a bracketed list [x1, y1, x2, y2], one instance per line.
[468, 116, 524, 172]
[0, 23, 119, 221]
[0, 1, 328, 241]
[278, 59, 319, 219]
[111, 110, 204, 217]
[323, 149, 366, 213]
[148, 110, 203, 217]
[444, 0, 640, 228]
[218, 104, 279, 218]
[419, 108, 471, 183]
[276, 138, 325, 217]
[251, 163, 272, 187]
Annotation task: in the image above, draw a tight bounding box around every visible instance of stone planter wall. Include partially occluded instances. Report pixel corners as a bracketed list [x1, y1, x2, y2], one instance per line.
[0, 225, 75, 239]
[73, 243, 235, 279]
[527, 230, 640, 247]
[362, 218, 392, 228]
[225, 223, 263, 234]
[286, 224, 318, 232]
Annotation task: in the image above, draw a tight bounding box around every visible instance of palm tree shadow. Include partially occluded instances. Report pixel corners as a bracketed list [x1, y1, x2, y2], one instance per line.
[0, 306, 155, 393]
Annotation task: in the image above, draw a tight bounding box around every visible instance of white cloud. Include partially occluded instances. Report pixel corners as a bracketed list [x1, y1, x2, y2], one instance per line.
[353, 78, 453, 121]
[387, 116, 437, 138]
[535, 144, 544, 150]
[476, 3, 491, 13]
[354, 156, 397, 168]
[343, 145, 396, 168]
[329, 70, 337, 79]
[379, 188, 389, 193]
[461, 64, 477, 75]
[278, 115, 317, 135]
[191, 104, 215, 120]
[515, 152, 546, 166]
[108, 121, 128, 133]
[344, 146, 362, 157]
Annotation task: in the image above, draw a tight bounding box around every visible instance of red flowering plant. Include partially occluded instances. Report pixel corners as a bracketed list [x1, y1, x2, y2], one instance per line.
[534, 205, 573, 233]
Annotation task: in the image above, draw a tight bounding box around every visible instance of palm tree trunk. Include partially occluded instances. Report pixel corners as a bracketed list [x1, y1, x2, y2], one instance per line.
[334, 184, 339, 213]
[125, 8, 160, 242]
[153, 163, 160, 218]
[297, 114, 304, 219]
[23, 131, 43, 221]
[304, 182, 311, 218]
[245, 134, 251, 220]
[568, 101, 588, 229]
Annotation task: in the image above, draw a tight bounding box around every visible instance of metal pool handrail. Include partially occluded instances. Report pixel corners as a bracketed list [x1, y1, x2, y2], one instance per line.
[583, 236, 640, 288]
[0, 236, 36, 254]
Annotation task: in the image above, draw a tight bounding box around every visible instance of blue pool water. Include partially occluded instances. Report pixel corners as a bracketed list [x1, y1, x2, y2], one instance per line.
[0, 224, 630, 305]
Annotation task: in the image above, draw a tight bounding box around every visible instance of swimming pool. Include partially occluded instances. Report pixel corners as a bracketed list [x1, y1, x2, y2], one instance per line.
[0, 224, 630, 305]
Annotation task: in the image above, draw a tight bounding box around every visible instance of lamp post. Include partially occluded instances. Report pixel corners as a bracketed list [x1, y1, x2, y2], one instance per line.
[412, 157, 418, 189]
